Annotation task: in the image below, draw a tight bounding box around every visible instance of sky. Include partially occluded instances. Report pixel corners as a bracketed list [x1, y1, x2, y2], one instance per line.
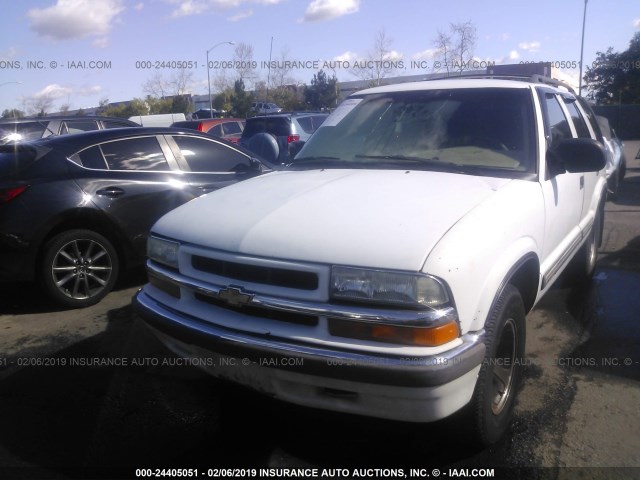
[1, 0, 639, 114]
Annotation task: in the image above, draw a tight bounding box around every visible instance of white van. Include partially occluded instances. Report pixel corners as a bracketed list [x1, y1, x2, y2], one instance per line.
[128, 113, 186, 127]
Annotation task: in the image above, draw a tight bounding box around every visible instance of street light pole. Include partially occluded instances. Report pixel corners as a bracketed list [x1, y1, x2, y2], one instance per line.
[207, 41, 234, 118]
[579, 0, 588, 96]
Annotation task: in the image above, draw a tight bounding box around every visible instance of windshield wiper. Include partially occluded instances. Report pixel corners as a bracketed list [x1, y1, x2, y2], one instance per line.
[354, 154, 467, 172]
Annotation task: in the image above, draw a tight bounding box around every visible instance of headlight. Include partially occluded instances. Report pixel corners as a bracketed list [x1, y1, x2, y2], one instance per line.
[147, 236, 180, 269]
[330, 266, 450, 309]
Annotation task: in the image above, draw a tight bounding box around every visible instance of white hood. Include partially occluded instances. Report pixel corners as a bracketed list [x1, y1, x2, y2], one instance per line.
[153, 169, 510, 271]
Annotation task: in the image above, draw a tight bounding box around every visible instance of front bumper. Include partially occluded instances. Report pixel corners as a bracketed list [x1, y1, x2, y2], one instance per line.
[133, 289, 486, 421]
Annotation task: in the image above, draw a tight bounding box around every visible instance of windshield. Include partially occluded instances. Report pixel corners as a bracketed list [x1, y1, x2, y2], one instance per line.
[292, 88, 536, 178]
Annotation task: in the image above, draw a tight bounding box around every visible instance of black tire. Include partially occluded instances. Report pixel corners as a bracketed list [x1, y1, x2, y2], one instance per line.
[469, 284, 526, 446]
[41, 229, 119, 308]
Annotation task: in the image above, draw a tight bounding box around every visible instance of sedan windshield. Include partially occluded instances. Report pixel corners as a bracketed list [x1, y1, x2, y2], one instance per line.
[292, 88, 536, 178]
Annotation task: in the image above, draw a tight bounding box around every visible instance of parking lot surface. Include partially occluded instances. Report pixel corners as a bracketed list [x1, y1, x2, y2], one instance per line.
[1, 142, 639, 480]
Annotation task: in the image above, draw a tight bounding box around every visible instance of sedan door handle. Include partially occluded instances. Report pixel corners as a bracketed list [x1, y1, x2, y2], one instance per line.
[96, 187, 125, 198]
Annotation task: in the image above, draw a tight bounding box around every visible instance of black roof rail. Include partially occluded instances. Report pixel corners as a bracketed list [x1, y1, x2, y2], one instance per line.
[433, 73, 576, 94]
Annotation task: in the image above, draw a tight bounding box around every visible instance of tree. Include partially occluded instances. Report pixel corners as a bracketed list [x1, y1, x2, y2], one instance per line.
[230, 80, 252, 117]
[304, 70, 338, 110]
[351, 28, 399, 87]
[142, 68, 194, 114]
[233, 43, 257, 88]
[101, 98, 149, 118]
[433, 20, 478, 75]
[1, 108, 25, 119]
[28, 94, 54, 116]
[584, 32, 640, 105]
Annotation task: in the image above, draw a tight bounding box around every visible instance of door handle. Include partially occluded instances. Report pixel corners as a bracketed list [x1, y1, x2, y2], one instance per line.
[96, 187, 125, 198]
[579, 176, 584, 189]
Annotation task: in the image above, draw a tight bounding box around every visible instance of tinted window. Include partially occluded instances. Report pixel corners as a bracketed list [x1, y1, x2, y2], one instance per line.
[173, 136, 251, 172]
[2, 121, 48, 141]
[543, 93, 572, 148]
[563, 99, 591, 138]
[296, 117, 313, 134]
[222, 122, 242, 135]
[62, 120, 99, 135]
[75, 145, 108, 169]
[102, 120, 136, 129]
[208, 124, 223, 136]
[100, 136, 169, 171]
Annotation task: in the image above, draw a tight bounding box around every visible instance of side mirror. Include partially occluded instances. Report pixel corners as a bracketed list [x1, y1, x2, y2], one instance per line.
[550, 138, 607, 174]
[288, 140, 306, 159]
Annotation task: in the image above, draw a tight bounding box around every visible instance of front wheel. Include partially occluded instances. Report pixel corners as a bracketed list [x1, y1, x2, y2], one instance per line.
[41, 229, 119, 308]
[468, 284, 526, 446]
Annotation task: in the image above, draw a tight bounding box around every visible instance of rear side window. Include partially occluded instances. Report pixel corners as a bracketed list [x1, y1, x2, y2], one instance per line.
[100, 136, 169, 171]
[73, 145, 108, 169]
[562, 99, 591, 138]
[222, 122, 242, 135]
[61, 120, 99, 135]
[208, 124, 223, 137]
[296, 117, 313, 134]
[2, 122, 48, 141]
[173, 135, 251, 172]
[102, 120, 136, 129]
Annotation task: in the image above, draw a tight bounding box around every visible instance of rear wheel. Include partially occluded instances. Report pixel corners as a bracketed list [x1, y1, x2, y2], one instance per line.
[41, 229, 119, 308]
[469, 284, 526, 446]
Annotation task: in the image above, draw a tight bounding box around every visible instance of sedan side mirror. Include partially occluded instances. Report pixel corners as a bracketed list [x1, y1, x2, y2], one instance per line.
[550, 138, 607, 174]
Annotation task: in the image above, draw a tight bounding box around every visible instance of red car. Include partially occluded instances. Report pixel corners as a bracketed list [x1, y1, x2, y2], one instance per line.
[171, 118, 245, 144]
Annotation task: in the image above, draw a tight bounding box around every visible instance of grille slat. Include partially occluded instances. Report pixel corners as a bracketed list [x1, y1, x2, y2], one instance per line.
[194, 292, 319, 326]
[192, 256, 319, 290]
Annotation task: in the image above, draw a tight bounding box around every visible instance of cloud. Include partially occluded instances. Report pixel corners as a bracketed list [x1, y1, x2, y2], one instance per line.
[93, 37, 109, 48]
[229, 9, 253, 21]
[1, 46, 20, 61]
[518, 41, 541, 52]
[509, 50, 519, 60]
[411, 48, 438, 61]
[32, 84, 102, 100]
[167, 0, 284, 18]
[333, 51, 358, 62]
[633, 18, 640, 28]
[302, 0, 359, 22]
[135, 2, 144, 10]
[27, 0, 125, 42]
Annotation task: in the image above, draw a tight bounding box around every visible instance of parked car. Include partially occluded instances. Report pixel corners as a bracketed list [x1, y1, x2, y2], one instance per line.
[192, 109, 225, 119]
[170, 118, 245, 144]
[134, 77, 607, 445]
[240, 112, 329, 163]
[251, 102, 282, 115]
[0, 127, 273, 308]
[596, 115, 626, 197]
[128, 113, 186, 127]
[0, 115, 140, 144]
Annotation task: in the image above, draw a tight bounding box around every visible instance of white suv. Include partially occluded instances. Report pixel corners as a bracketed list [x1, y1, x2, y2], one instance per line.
[134, 77, 607, 445]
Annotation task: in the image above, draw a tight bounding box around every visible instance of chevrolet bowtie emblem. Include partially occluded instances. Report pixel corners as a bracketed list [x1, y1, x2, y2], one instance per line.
[217, 286, 254, 307]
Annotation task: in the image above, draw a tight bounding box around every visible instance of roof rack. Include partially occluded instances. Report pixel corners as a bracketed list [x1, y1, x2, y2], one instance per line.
[435, 73, 576, 94]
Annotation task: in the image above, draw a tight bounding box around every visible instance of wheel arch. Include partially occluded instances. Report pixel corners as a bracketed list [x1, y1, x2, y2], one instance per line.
[35, 208, 137, 279]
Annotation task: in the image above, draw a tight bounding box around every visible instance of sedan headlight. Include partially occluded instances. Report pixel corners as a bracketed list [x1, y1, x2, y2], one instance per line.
[330, 266, 450, 309]
[147, 236, 180, 269]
